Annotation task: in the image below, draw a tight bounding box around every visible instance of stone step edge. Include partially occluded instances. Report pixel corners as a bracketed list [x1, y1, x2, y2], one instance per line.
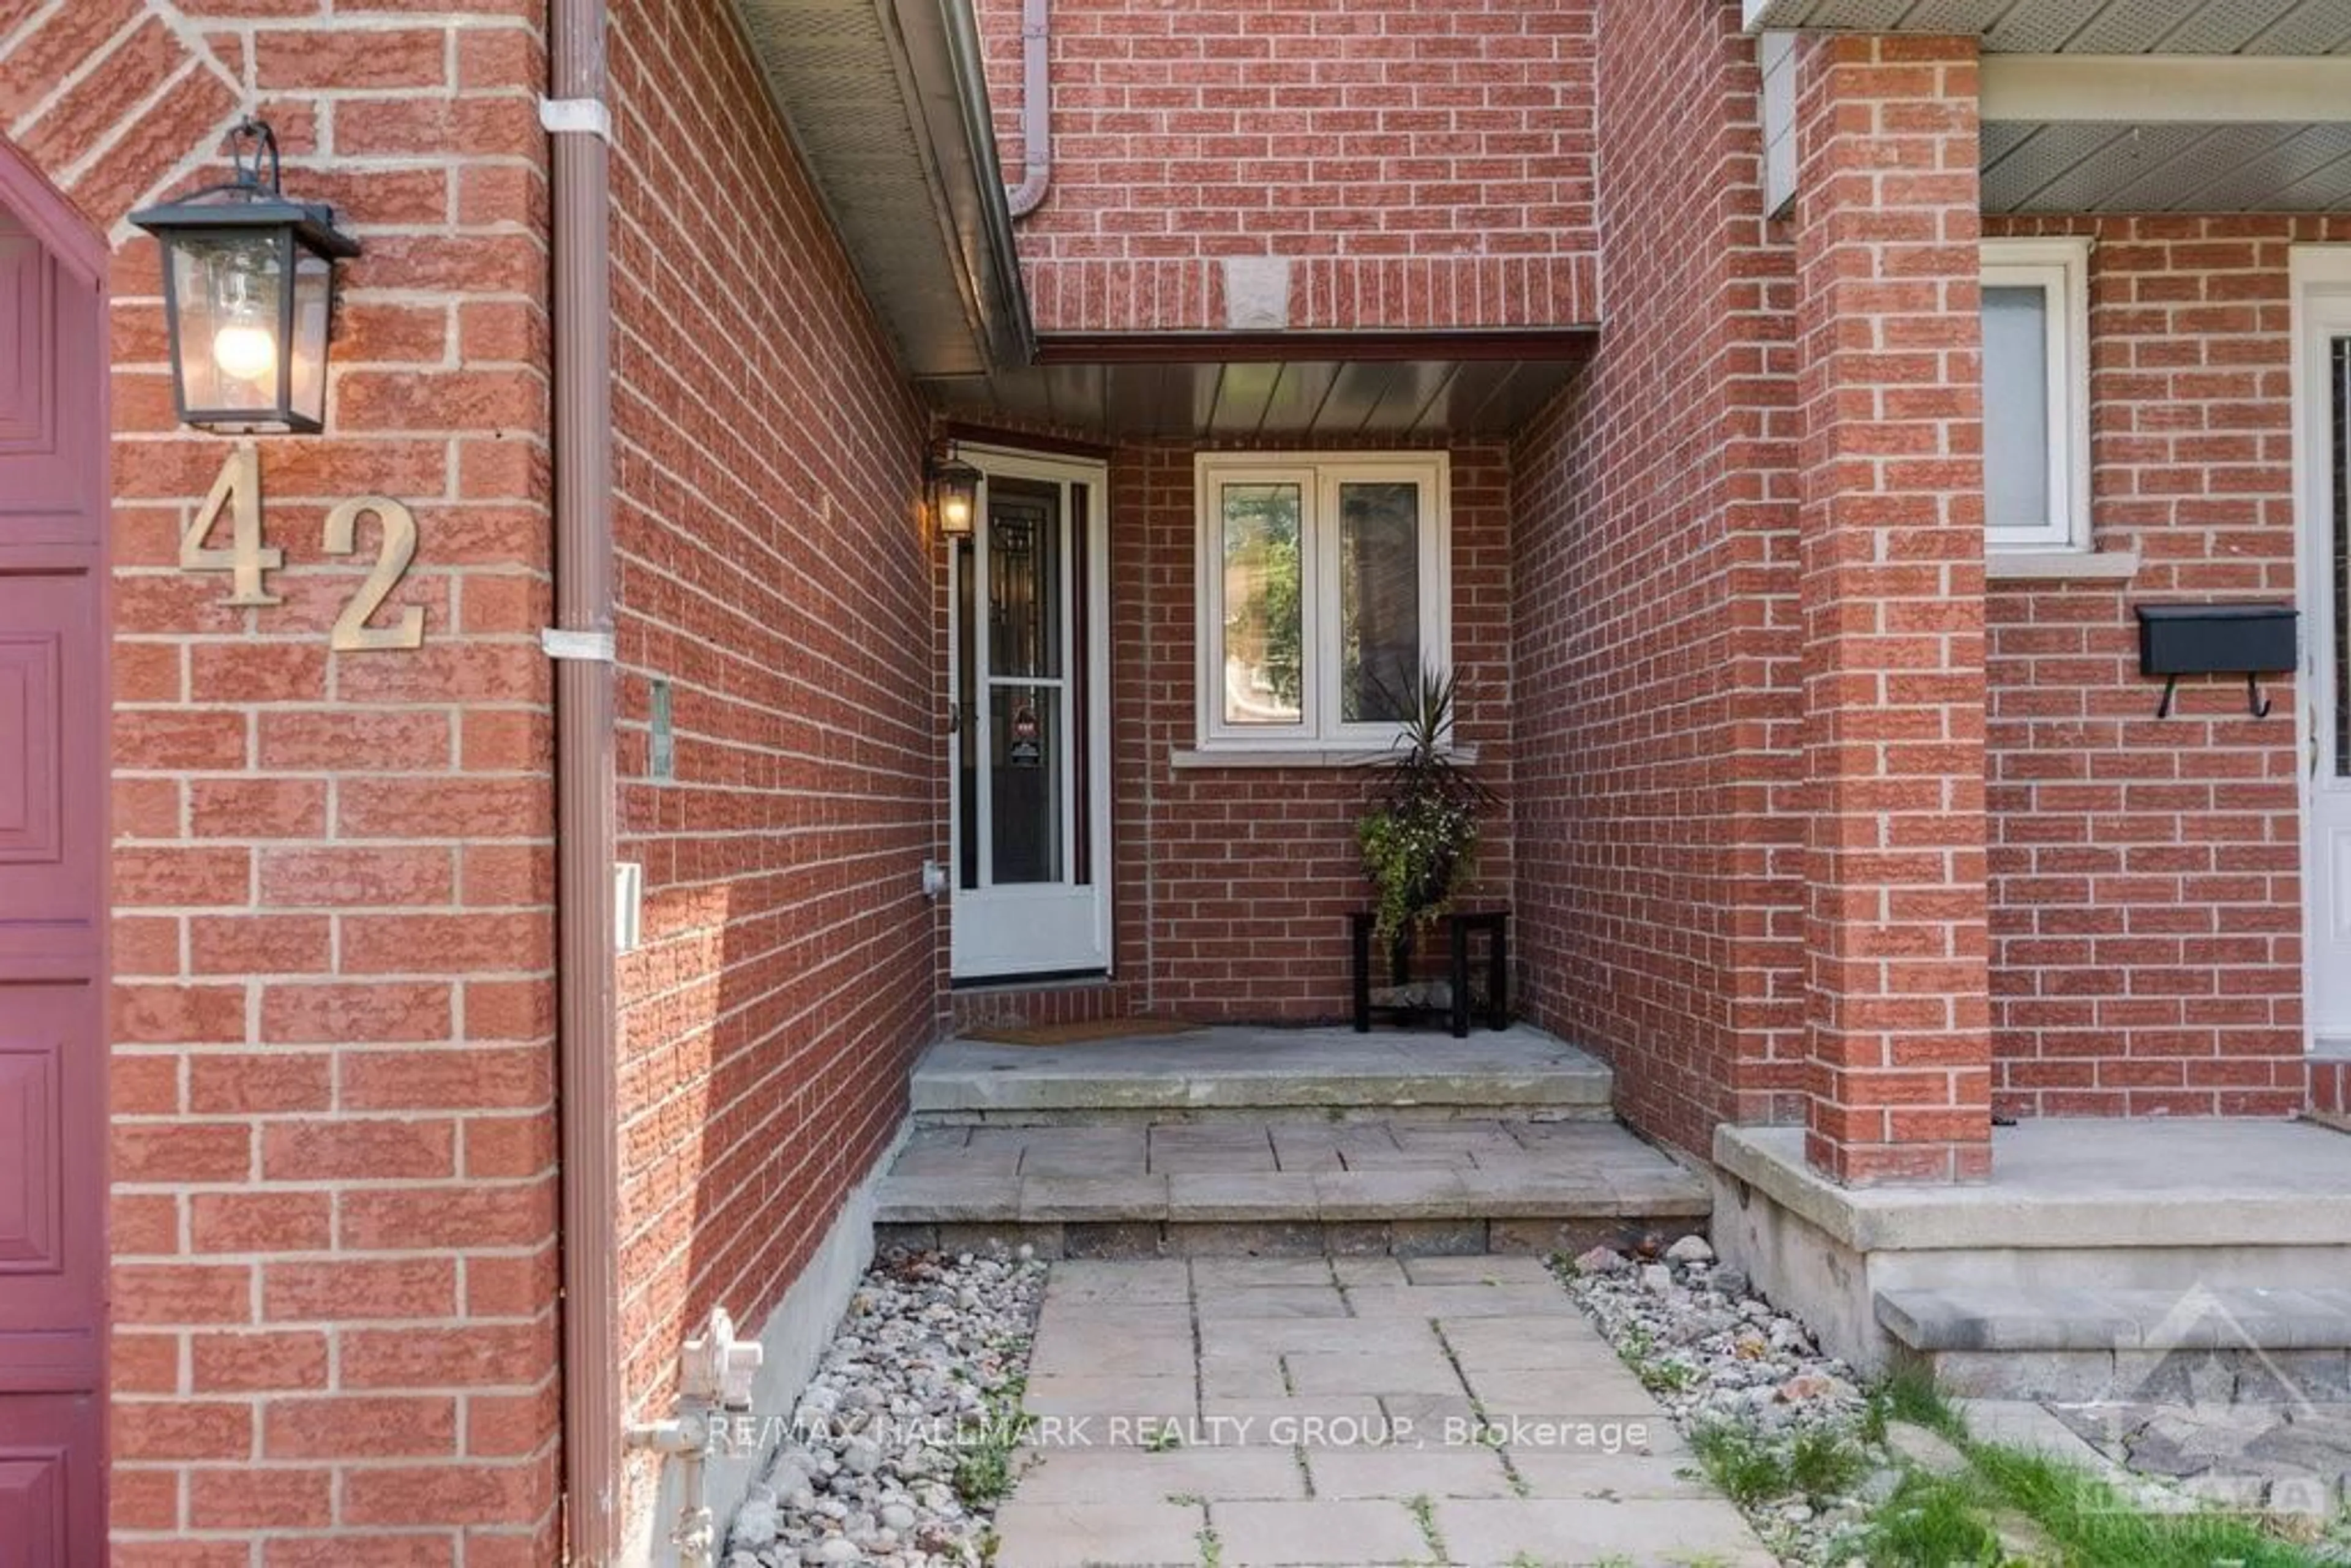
[876, 1175, 1711, 1227]
[913, 1105, 1621, 1127]
[876, 1215, 1692, 1261]
[1877, 1285, 2351, 1354]
[909, 1078, 1618, 1116]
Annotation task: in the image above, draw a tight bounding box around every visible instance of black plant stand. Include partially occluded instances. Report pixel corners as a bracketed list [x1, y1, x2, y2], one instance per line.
[1349, 910, 1509, 1038]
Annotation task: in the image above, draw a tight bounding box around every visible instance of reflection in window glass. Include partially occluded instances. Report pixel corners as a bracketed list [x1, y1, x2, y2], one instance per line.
[1221, 484, 1302, 726]
[1983, 283, 2052, 534]
[1338, 482, 1420, 722]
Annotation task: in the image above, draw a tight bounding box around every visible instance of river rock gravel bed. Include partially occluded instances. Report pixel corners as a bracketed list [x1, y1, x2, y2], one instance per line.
[1551, 1236, 2341, 1566]
[726, 1245, 1046, 1568]
[1555, 1236, 1888, 1565]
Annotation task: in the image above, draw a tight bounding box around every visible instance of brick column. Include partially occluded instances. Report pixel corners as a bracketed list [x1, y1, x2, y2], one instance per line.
[1791, 35, 1992, 1185]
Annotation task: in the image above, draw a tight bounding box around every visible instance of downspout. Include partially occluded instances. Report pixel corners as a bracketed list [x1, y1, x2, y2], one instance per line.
[545, 0, 621, 1558]
[1004, 0, 1051, 218]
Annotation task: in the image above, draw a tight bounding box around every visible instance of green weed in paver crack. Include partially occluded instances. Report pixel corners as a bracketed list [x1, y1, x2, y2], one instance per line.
[1144, 1422, 1183, 1454]
[1169, 1495, 1220, 1568]
[1405, 1491, 1448, 1565]
[1429, 1319, 1530, 1495]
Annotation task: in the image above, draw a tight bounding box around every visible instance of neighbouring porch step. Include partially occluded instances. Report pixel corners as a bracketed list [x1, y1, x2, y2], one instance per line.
[1877, 1285, 2351, 1401]
[912, 1024, 1614, 1125]
[875, 1117, 1709, 1260]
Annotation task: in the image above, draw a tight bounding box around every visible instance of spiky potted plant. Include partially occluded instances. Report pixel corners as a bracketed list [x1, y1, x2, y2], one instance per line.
[1357, 665, 1493, 958]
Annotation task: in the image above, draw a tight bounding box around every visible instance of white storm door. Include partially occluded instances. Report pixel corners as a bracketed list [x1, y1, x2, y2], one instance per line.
[950, 452, 1112, 980]
[2297, 252, 2351, 1043]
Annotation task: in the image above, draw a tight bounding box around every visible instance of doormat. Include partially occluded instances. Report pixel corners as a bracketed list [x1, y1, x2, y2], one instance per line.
[963, 1018, 1200, 1047]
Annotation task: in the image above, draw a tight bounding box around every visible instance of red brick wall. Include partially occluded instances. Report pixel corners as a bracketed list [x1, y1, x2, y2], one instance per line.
[1505, 0, 1803, 1160]
[10, 0, 566, 1559]
[605, 0, 939, 1528]
[972, 0, 1600, 332]
[1789, 34, 1991, 1185]
[1982, 215, 2324, 1119]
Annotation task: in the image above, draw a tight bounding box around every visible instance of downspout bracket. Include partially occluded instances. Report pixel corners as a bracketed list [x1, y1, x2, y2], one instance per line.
[541, 97, 613, 141]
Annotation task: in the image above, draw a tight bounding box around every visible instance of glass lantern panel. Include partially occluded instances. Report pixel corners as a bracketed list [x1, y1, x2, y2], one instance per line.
[170, 228, 287, 417]
[289, 247, 332, 429]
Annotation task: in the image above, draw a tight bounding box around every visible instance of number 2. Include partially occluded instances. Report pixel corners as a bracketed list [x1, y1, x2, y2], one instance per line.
[323, 497, 426, 652]
[182, 441, 283, 606]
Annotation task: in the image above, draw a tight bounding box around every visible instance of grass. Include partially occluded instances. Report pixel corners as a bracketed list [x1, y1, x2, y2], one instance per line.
[1866, 1364, 1965, 1443]
[1690, 1422, 1798, 1509]
[1851, 1373, 2334, 1568]
[951, 1371, 1035, 1509]
[1691, 1419, 1869, 1511]
[1787, 1425, 1869, 1501]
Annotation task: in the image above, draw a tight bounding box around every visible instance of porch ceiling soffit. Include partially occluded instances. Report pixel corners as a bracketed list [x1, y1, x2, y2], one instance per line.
[916, 331, 1597, 441]
[1980, 54, 2351, 211]
[1742, 0, 2351, 53]
[1745, 2, 2351, 212]
[732, 0, 1033, 378]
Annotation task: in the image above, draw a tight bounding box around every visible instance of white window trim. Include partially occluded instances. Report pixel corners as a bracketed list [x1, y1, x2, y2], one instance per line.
[1981, 236, 2092, 556]
[1193, 451, 1452, 756]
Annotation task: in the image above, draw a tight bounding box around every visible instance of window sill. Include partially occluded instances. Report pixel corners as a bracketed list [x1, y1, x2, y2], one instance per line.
[1169, 743, 1481, 771]
[1987, 547, 2140, 583]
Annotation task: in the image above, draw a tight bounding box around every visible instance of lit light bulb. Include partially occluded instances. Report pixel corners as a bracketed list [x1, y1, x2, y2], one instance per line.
[212, 322, 277, 382]
[942, 494, 972, 531]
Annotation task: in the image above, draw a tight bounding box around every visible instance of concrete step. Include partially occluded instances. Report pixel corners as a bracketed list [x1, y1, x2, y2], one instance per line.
[912, 1024, 1615, 1125]
[1877, 1285, 2351, 1401]
[874, 1117, 1709, 1260]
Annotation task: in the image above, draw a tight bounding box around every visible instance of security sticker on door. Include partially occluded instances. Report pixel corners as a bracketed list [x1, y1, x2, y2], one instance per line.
[1010, 702, 1042, 767]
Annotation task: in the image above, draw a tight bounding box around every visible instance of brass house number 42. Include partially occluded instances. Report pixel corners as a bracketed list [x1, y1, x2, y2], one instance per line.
[181, 441, 427, 652]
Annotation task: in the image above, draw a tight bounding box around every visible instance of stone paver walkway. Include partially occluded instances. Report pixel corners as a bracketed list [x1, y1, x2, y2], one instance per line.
[991, 1256, 1775, 1568]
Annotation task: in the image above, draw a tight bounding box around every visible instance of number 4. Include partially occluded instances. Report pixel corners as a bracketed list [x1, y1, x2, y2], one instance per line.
[182, 441, 282, 606]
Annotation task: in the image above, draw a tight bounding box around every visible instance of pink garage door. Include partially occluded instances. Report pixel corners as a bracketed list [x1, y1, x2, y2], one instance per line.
[0, 140, 108, 1565]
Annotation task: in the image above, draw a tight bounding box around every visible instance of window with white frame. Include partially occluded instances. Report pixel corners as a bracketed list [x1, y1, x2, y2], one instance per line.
[1981, 236, 2091, 552]
[1194, 452, 1450, 751]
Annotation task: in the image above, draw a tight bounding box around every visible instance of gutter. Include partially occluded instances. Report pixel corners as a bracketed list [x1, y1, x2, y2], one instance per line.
[544, 0, 621, 1558]
[937, 0, 1040, 365]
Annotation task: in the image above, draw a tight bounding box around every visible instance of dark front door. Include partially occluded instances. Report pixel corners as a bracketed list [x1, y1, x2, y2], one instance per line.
[0, 141, 109, 1566]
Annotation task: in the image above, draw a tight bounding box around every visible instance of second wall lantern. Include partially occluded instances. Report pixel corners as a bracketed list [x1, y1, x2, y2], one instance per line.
[131, 118, 361, 435]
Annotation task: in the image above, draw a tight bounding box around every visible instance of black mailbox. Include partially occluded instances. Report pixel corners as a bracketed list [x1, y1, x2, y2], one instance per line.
[2134, 602, 2295, 719]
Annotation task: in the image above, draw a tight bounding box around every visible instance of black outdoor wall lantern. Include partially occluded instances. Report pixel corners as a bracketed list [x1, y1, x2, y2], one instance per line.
[2135, 602, 2296, 719]
[130, 118, 361, 435]
[928, 443, 981, 538]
